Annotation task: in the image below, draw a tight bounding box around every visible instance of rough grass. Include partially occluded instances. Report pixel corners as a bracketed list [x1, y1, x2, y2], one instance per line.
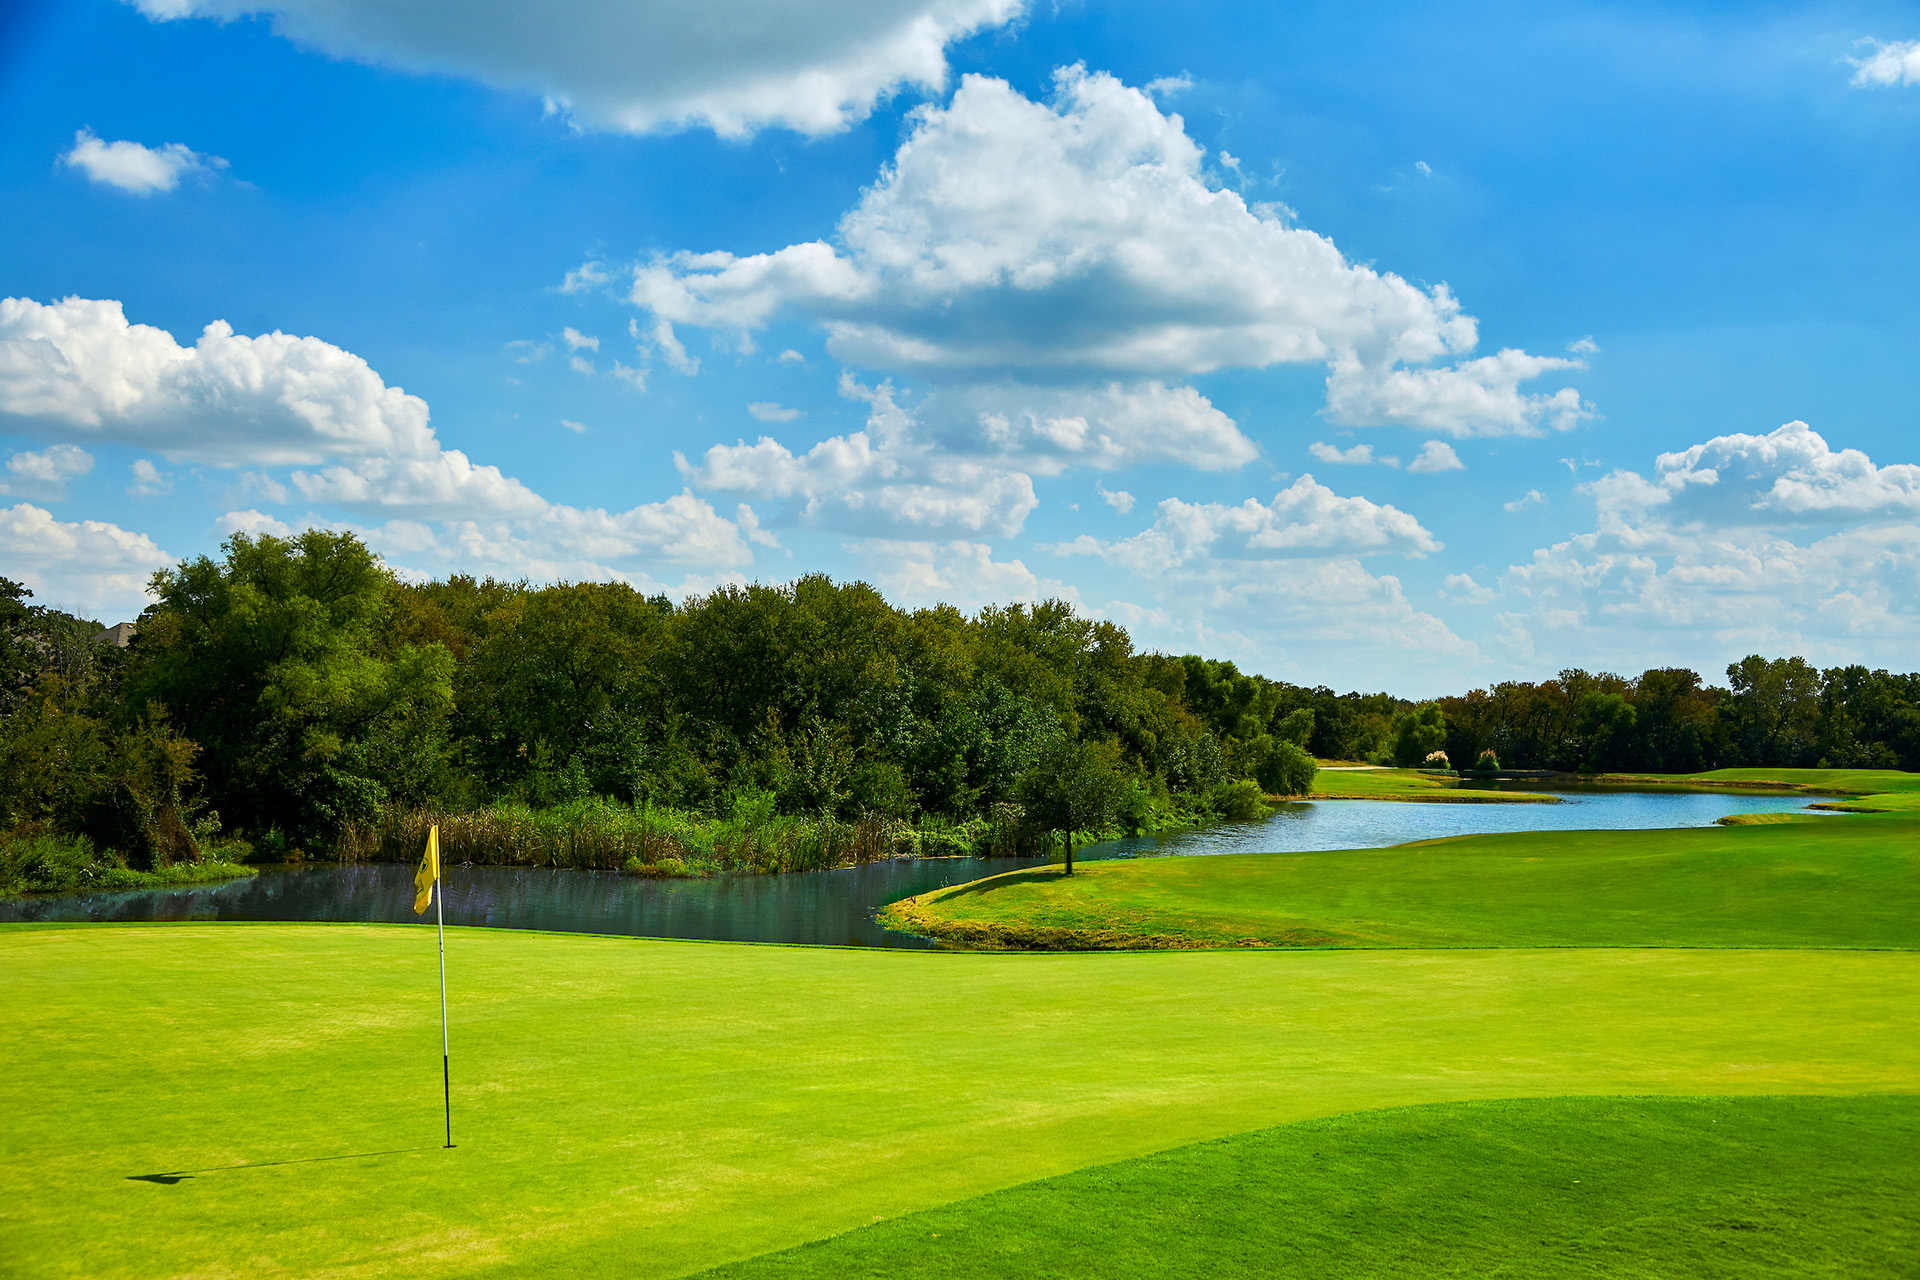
[883, 808, 1920, 950]
[4, 925, 1916, 1280]
[697, 1095, 1920, 1280]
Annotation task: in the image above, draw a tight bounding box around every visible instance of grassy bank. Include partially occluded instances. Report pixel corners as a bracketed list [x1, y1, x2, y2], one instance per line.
[0, 830, 254, 897]
[1306, 767, 1559, 802]
[3, 924, 1915, 1279]
[882, 807, 1920, 950]
[700, 1095, 1920, 1279]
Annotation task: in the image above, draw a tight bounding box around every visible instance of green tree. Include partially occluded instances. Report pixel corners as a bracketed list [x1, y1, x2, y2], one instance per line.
[1014, 738, 1128, 875]
[1388, 705, 1448, 767]
[1574, 691, 1637, 773]
[128, 531, 454, 846]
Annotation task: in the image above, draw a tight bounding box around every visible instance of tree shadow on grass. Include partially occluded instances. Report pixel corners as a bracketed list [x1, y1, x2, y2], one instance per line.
[935, 868, 1070, 902]
[129, 1147, 432, 1185]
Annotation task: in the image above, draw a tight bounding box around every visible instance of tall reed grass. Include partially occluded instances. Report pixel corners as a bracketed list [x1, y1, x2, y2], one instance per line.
[336, 798, 1043, 876]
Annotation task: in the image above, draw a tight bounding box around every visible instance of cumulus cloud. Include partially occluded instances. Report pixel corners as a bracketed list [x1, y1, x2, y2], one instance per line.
[1851, 39, 1920, 87]
[623, 66, 1588, 437]
[681, 378, 1038, 537]
[1309, 441, 1390, 466]
[1441, 572, 1495, 605]
[1096, 483, 1134, 514]
[127, 458, 171, 495]
[59, 129, 227, 194]
[748, 401, 803, 423]
[132, 0, 1025, 138]
[1056, 475, 1441, 572]
[2, 444, 94, 500]
[0, 502, 171, 618]
[849, 538, 1074, 610]
[1407, 440, 1464, 473]
[0, 296, 438, 467]
[2, 295, 763, 586]
[1498, 422, 1920, 669]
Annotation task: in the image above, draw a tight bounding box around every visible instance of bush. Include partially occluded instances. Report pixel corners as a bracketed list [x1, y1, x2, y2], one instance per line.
[1210, 778, 1270, 821]
[1471, 749, 1500, 777]
[1255, 740, 1317, 796]
[1423, 750, 1452, 772]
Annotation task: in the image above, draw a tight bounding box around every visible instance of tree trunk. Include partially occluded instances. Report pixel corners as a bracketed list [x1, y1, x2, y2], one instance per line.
[1063, 828, 1073, 875]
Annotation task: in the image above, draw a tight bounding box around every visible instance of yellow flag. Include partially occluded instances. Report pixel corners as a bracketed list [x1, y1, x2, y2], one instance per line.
[413, 826, 440, 915]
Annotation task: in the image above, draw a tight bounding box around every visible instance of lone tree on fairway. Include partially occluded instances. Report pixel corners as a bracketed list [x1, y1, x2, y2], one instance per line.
[1015, 738, 1128, 875]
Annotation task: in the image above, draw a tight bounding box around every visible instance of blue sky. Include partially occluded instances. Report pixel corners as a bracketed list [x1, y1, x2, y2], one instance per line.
[2, 0, 1917, 695]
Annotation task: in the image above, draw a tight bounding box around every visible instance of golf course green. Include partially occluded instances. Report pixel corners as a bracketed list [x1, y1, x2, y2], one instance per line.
[6, 768, 1918, 1277]
[699, 1095, 1920, 1279]
[4, 924, 1917, 1278]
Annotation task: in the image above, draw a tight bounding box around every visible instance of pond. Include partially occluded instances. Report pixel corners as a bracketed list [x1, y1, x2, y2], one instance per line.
[1, 787, 1828, 947]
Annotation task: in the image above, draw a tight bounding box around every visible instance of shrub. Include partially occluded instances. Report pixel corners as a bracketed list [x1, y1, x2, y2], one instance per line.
[1471, 749, 1501, 777]
[1210, 778, 1271, 821]
[1423, 750, 1452, 771]
[1255, 740, 1317, 796]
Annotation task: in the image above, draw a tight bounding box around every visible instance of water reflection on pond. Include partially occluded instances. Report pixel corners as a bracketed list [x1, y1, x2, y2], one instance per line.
[1, 788, 1826, 947]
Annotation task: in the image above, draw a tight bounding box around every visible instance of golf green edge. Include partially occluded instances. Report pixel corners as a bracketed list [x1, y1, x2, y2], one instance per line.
[695, 1094, 1920, 1280]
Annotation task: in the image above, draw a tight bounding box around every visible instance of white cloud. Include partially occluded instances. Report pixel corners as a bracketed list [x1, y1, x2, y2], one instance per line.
[216, 508, 297, 539]
[1057, 475, 1441, 571]
[776, 349, 807, 365]
[2, 444, 94, 500]
[681, 379, 1039, 537]
[561, 327, 599, 352]
[748, 401, 803, 423]
[559, 418, 589, 434]
[1324, 348, 1590, 438]
[1407, 440, 1464, 473]
[1503, 488, 1547, 513]
[127, 458, 171, 495]
[133, 0, 1026, 138]
[1144, 73, 1192, 99]
[1096, 483, 1134, 514]
[1309, 441, 1387, 466]
[1414, 160, 1432, 176]
[1851, 39, 1920, 87]
[1498, 423, 1920, 670]
[0, 296, 438, 467]
[2, 295, 763, 588]
[849, 538, 1074, 610]
[624, 66, 1588, 437]
[1441, 572, 1495, 605]
[0, 502, 171, 618]
[59, 129, 227, 195]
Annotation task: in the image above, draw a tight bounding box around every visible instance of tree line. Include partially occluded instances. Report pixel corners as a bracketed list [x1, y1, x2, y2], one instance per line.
[2, 528, 1914, 887]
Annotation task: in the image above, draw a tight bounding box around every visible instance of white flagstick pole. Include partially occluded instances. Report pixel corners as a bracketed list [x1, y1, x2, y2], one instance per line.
[436, 870, 453, 1149]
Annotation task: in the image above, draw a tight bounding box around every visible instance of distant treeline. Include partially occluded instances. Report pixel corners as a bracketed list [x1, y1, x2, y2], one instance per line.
[2, 529, 1915, 886]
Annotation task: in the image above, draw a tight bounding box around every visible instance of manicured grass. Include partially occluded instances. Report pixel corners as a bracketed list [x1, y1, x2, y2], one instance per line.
[5, 926, 1917, 1278]
[1600, 767, 1920, 796]
[700, 1095, 1920, 1279]
[883, 809, 1920, 949]
[1307, 768, 1555, 802]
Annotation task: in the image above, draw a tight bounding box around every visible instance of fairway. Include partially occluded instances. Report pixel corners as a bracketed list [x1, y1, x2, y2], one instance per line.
[700, 1095, 1920, 1279]
[887, 809, 1920, 950]
[4, 925, 1917, 1279]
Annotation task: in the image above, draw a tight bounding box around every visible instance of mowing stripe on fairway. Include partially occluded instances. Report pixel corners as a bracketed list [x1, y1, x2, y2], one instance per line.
[695, 1094, 1920, 1279]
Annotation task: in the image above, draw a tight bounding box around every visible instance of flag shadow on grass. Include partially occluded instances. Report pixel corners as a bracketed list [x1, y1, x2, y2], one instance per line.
[129, 1147, 434, 1185]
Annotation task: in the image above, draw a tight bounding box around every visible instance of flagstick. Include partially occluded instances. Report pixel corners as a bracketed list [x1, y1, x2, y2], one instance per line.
[435, 876, 453, 1149]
